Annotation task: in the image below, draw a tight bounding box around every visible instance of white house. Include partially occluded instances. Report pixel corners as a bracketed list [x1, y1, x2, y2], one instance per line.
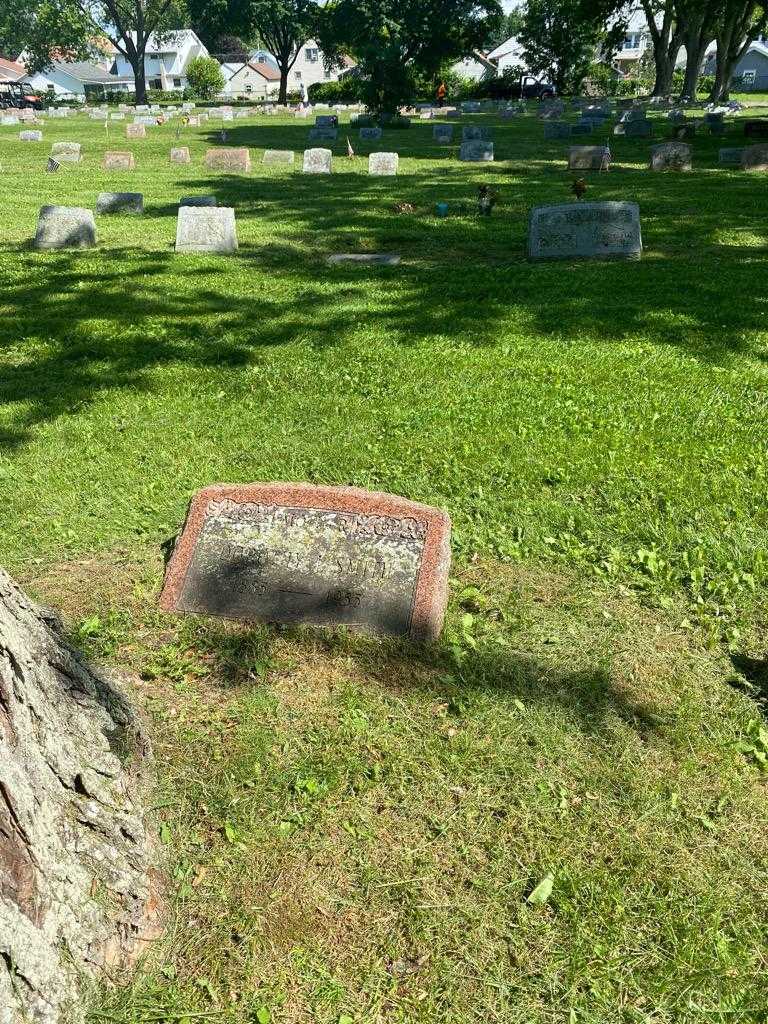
[287, 40, 352, 92]
[220, 60, 281, 99]
[452, 51, 497, 82]
[114, 29, 208, 92]
[21, 61, 133, 99]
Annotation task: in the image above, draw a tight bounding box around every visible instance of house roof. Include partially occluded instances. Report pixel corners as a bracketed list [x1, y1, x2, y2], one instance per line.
[0, 56, 26, 79]
[33, 61, 134, 84]
[224, 60, 281, 82]
[125, 29, 207, 55]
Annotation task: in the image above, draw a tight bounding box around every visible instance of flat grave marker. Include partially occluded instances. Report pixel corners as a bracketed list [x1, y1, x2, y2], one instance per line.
[170, 147, 191, 164]
[262, 149, 295, 166]
[159, 483, 451, 642]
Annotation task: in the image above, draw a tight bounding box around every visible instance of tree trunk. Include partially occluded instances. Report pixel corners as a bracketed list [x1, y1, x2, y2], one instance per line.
[133, 55, 148, 105]
[0, 568, 160, 1024]
[641, 0, 681, 97]
[680, 33, 707, 99]
[278, 66, 289, 104]
[710, 2, 765, 103]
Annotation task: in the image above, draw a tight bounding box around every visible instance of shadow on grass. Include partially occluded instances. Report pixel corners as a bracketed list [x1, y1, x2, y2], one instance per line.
[2, 113, 768, 448]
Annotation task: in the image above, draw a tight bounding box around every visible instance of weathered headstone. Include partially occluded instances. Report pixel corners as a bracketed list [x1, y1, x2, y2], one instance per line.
[459, 140, 493, 162]
[50, 141, 82, 163]
[126, 124, 146, 139]
[159, 483, 451, 642]
[303, 147, 332, 174]
[19, 130, 43, 142]
[262, 149, 295, 166]
[179, 195, 218, 207]
[110, 112, 125, 120]
[527, 201, 641, 261]
[170, 146, 191, 164]
[615, 119, 652, 137]
[96, 192, 144, 214]
[204, 147, 251, 172]
[462, 125, 492, 141]
[369, 152, 398, 176]
[719, 147, 745, 166]
[743, 119, 768, 138]
[650, 141, 691, 171]
[102, 151, 135, 171]
[315, 114, 338, 128]
[568, 145, 611, 171]
[741, 144, 768, 171]
[34, 206, 96, 250]
[671, 123, 696, 141]
[433, 124, 453, 142]
[359, 126, 383, 141]
[544, 121, 571, 140]
[175, 206, 237, 253]
[309, 127, 338, 141]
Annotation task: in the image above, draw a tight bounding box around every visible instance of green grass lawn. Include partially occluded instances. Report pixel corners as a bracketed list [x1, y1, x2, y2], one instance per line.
[2, 105, 768, 1023]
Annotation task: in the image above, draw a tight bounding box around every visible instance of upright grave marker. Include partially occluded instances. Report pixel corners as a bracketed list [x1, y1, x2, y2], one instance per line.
[159, 483, 451, 642]
[359, 126, 383, 141]
[34, 206, 96, 250]
[528, 202, 641, 261]
[568, 146, 611, 171]
[433, 124, 453, 142]
[96, 192, 144, 214]
[20, 130, 43, 142]
[459, 140, 494, 162]
[204, 148, 251, 172]
[50, 141, 82, 163]
[126, 124, 146, 139]
[303, 148, 332, 174]
[102, 151, 135, 171]
[263, 149, 295, 166]
[175, 206, 238, 253]
[369, 152, 398, 176]
[170, 147, 191, 164]
[650, 141, 691, 171]
[742, 144, 768, 171]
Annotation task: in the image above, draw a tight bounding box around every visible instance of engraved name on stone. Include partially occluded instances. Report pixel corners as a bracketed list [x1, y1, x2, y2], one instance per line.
[528, 202, 642, 261]
[175, 207, 238, 253]
[160, 485, 451, 641]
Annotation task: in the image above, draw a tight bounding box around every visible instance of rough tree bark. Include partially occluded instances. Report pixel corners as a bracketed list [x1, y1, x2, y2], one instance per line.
[641, 0, 683, 97]
[0, 569, 160, 1024]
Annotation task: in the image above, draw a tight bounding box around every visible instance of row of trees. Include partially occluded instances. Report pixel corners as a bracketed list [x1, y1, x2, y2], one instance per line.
[0, 0, 503, 109]
[514, 0, 767, 102]
[0, 0, 764, 111]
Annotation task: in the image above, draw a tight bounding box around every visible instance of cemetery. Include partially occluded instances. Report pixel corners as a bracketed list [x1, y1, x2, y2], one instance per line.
[1, 67, 768, 1024]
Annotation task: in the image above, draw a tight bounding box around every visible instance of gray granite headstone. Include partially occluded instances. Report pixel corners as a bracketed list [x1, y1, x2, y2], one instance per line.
[179, 196, 218, 207]
[303, 147, 332, 174]
[742, 144, 768, 171]
[126, 124, 146, 139]
[433, 125, 453, 142]
[459, 140, 493, 162]
[176, 206, 237, 253]
[262, 149, 295, 165]
[96, 192, 144, 214]
[544, 121, 571, 140]
[359, 126, 383, 141]
[462, 125, 492, 141]
[568, 146, 611, 171]
[614, 119, 652, 137]
[528, 201, 641, 261]
[309, 127, 338, 141]
[650, 142, 692, 171]
[315, 114, 338, 127]
[170, 147, 191, 164]
[20, 130, 43, 142]
[50, 141, 82, 163]
[368, 152, 398, 176]
[34, 206, 96, 250]
[719, 147, 745, 166]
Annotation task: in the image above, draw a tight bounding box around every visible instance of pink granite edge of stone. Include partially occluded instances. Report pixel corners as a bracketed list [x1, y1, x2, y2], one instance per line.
[159, 483, 452, 643]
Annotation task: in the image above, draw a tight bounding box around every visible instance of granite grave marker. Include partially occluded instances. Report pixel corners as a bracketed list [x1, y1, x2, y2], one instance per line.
[528, 201, 641, 261]
[34, 206, 96, 250]
[159, 483, 451, 642]
[175, 206, 237, 253]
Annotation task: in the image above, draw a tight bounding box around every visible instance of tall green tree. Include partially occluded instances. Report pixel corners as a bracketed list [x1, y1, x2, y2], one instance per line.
[315, 0, 502, 114]
[709, 0, 767, 100]
[2, 0, 185, 104]
[186, 0, 320, 103]
[518, 0, 626, 95]
[638, 0, 684, 96]
[676, 0, 720, 99]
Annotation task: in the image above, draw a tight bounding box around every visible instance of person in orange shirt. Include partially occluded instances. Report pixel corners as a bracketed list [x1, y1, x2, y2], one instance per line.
[436, 81, 447, 107]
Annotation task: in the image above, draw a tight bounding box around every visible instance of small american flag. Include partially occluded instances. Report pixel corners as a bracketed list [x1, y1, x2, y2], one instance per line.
[46, 157, 61, 173]
[346, 136, 355, 158]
